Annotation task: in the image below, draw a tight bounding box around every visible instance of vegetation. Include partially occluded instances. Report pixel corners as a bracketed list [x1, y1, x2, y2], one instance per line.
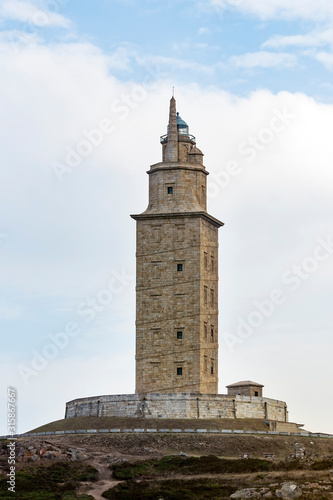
[112, 455, 274, 480]
[311, 458, 333, 470]
[29, 416, 270, 433]
[0, 462, 97, 500]
[102, 478, 237, 500]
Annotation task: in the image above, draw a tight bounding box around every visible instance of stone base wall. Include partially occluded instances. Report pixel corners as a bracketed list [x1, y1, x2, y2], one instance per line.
[65, 393, 288, 422]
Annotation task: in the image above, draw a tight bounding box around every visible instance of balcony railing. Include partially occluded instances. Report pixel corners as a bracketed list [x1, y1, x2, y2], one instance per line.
[160, 134, 196, 144]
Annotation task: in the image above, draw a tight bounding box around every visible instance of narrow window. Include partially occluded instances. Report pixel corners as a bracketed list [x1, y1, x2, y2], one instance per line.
[152, 263, 161, 279]
[201, 185, 205, 204]
[177, 367, 183, 376]
[210, 326, 214, 342]
[177, 263, 183, 272]
[153, 227, 161, 243]
[204, 286, 208, 304]
[152, 296, 160, 312]
[211, 359, 214, 375]
[167, 186, 173, 195]
[204, 322, 208, 339]
[176, 225, 184, 241]
[210, 289, 214, 307]
[177, 331, 183, 340]
[254, 391, 259, 397]
[204, 252, 208, 270]
[204, 356, 208, 373]
[211, 255, 215, 272]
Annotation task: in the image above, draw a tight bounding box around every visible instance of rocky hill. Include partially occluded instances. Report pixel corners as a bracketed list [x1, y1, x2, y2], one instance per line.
[1, 417, 333, 499]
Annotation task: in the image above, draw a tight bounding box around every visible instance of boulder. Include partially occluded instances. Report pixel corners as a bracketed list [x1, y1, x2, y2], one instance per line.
[275, 483, 302, 499]
[230, 488, 261, 498]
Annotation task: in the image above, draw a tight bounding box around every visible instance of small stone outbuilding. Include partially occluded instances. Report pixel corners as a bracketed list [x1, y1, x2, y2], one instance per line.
[226, 381, 264, 398]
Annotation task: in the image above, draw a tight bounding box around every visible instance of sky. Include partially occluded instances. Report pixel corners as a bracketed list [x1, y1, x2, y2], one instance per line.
[0, 0, 332, 436]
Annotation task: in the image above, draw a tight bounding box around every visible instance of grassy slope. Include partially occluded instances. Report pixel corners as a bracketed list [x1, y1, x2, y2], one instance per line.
[29, 417, 272, 433]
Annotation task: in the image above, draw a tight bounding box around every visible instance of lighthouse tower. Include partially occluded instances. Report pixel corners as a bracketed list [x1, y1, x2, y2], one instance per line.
[65, 98, 292, 428]
[131, 97, 223, 394]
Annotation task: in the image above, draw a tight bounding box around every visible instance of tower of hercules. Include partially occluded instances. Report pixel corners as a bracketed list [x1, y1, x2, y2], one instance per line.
[131, 97, 224, 395]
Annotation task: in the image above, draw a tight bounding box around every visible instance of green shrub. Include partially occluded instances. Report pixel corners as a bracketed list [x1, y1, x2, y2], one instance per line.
[311, 458, 333, 470]
[112, 455, 273, 480]
[0, 462, 98, 499]
[102, 478, 236, 500]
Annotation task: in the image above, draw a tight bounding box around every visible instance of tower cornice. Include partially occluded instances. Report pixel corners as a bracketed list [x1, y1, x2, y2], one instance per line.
[131, 211, 224, 228]
[148, 162, 208, 175]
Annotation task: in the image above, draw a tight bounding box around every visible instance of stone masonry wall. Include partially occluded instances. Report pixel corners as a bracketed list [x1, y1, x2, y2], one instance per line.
[134, 211, 220, 394]
[65, 393, 287, 422]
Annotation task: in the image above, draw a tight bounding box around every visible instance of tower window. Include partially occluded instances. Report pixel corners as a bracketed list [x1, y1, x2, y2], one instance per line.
[177, 367, 183, 376]
[211, 256, 215, 272]
[177, 263, 183, 272]
[176, 225, 185, 241]
[167, 186, 173, 195]
[210, 326, 214, 342]
[201, 185, 205, 204]
[210, 289, 214, 307]
[204, 322, 208, 339]
[211, 360, 214, 375]
[204, 356, 208, 373]
[254, 391, 259, 397]
[177, 331, 183, 340]
[153, 227, 161, 243]
[204, 252, 208, 270]
[204, 286, 208, 304]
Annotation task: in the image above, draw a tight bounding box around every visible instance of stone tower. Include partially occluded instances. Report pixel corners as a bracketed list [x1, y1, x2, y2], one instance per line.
[131, 97, 223, 395]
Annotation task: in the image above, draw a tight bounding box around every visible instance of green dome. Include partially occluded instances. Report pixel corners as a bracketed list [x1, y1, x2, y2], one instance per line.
[177, 112, 189, 135]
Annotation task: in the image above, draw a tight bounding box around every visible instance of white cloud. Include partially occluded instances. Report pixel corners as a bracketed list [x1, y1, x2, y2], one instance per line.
[0, 304, 20, 320]
[0, 0, 71, 28]
[107, 46, 132, 71]
[0, 28, 41, 44]
[229, 50, 297, 68]
[315, 51, 333, 70]
[210, 0, 333, 21]
[198, 26, 210, 36]
[263, 29, 333, 50]
[135, 53, 216, 75]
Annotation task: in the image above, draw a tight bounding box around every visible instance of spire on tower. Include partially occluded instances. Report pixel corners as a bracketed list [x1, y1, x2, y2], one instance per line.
[165, 96, 178, 163]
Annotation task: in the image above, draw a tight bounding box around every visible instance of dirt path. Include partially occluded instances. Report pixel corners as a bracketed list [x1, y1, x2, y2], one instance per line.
[80, 450, 123, 500]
